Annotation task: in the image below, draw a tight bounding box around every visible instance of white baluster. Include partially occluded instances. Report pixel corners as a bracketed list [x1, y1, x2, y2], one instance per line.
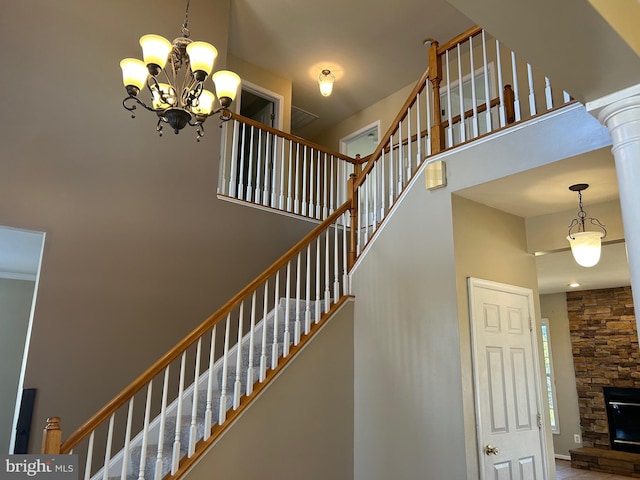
[416, 87, 422, 163]
[511, 51, 521, 121]
[563, 90, 571, 103]
[294, 144, 300, 214]
[496, 40, 506, 127]
[334, 219, 340, 300]
[287, 141, 293, 212]
[218, 314, 231, 424]
[309, 149, 316, 218]
[397, 123, 404, 188]
[445, 49, 453, 147]
[342, 213, 349, 295]
[189, 338, 202, 456]
[260, 281, 269, 382]
[137, 382, 153, 480]
[301, 145, 308, 216]
[283, 263, 291, 357]
[380, 149, 386, 219]
[271, 271, 280, 369]
[83, 431, 94, 480]
[329, 155, 335, 214]
[102, 415, 114, 480]
[323, 153, 329, 219]
[527, 63, 536, 116]
[325, 227, 331, 312]
[120, 398, 134, 480]
[279, 137, 286, 209]
[247, 291, 257, 395]
[545, 77, 553, 110]
[364, 174, 370, 245]
[172, 353, 186, 474]
[407, 106, 413, 177]
[469, 35, 479, 138]
[315, 238, 321, 324]
[305, 245, 312, 334]
[246, 126, 255, 202]
[228, 120, 239, 197]
[388, 141, 394, 210]
[254, 130, 263, 204]
[204, 326, 216, 439]
[233, 302, 244, 409]
[425, 77, 432, 156]
[481, 30, 492, 133]
[262, 132, 275, 206]
[218, 121, 228, 195]
[294, 253, 301, 345]
[237, 123, 246, 200]
[316, 152, 322, 219]
[457, 43, 466, 143]
[156, 367, 170, 480]
[373, 161, 379, 233]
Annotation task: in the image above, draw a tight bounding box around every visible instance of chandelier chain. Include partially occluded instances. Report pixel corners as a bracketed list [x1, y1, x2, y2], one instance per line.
[181, 0, 191, 37]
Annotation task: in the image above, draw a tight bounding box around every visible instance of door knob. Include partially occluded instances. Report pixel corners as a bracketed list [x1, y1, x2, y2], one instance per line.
[485, 444, 499, 456]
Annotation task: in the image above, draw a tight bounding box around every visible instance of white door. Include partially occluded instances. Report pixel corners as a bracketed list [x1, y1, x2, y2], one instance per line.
[468, 277, 548, 480]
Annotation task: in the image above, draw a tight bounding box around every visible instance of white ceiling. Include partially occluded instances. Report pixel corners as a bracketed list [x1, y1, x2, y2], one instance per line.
[0, 228, 44, 281]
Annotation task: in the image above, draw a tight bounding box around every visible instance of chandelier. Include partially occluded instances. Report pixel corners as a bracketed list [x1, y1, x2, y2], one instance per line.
[566, 183, 607, 267]
[119, 0, 241, 140]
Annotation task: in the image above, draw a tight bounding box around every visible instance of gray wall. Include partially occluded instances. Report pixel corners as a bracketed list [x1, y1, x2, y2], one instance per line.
[350, 103, 610, 479]
[185, 300, 354, 480]
[0, 0, 314, 449]
[539, 293, 583, 457]
[0, 279, 36, 453]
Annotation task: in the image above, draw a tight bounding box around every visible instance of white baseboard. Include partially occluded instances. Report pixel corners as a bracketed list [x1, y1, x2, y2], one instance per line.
[555, 454, 571, 461]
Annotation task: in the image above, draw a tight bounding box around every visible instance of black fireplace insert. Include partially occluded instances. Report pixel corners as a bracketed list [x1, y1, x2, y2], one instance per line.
[604, 387, 640, 453]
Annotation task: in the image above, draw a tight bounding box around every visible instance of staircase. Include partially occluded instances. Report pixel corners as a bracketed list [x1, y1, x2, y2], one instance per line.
[95, 299, 318, 480]
[42, 24, 573, 480]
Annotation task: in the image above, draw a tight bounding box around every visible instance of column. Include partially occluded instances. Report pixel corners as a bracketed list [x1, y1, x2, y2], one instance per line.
[597, 94, 640, 339]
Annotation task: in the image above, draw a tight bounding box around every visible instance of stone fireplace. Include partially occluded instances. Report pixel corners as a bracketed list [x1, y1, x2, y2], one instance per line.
[567, 286, 640, 475]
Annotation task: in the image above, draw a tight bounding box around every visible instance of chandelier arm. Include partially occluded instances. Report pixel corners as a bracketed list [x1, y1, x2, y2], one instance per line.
[567, 218, 580, 239]
[156, 117, 164, 137]
[588, 218, 607, 239]
[123, 96, 156, 116]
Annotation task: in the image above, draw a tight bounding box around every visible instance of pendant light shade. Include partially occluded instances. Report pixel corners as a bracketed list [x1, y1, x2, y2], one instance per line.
[192, 89, 216, 116]
[566, 184, 607, 268]
[139, 34, 173, 71]
[186, 41, 218, 79]
[566, 231, 604, 267]
[211, 70, 241, 107]
[120, 58, 149, 93]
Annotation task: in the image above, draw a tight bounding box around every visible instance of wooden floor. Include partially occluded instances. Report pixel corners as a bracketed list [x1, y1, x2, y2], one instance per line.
[556, 459, 633, 479]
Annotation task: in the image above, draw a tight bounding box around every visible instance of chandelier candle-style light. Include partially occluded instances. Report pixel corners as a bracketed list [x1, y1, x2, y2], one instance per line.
[120, 0, 241, 140]
[566, 183, 607, 267]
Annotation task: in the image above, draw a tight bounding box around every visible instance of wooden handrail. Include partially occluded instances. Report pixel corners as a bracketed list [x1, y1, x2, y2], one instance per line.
[60, 201, 351, 452]
[354, 66, 431, 190]
[227, 111, 357, 164]
[436, 25, 483, 54]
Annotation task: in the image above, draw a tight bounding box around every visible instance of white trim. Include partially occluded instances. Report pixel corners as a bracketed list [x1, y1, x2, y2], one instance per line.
[541, 317, 560, 434]
[586, 83, 640, 114]
[554, 454, 571, 461]
[467, 277, 549, 480]
[236, 80, 285, 132]
[9, 230, 46, 453]
[339, 121, 381, 157]
[0, 271, 37, 281]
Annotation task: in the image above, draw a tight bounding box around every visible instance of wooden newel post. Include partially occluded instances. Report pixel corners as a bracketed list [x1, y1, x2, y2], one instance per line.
[347, 173, 359, 270]
[427, 39, 445, 154]
[41, 417, 62, 454]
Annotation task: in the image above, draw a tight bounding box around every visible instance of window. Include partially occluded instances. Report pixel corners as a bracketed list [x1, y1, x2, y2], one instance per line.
[541, 318, 559, 433]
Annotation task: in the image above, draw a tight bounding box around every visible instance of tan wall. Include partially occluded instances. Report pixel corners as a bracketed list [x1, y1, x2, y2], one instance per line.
[228, 55, 293, 132]
[0, 0, 314, 450]
[185, 300, 354, 480]
[313, 83, 415, 151]
[0, 279, 36, 453]
[452, 195, 549, 477]
[539, 293, 583, 457]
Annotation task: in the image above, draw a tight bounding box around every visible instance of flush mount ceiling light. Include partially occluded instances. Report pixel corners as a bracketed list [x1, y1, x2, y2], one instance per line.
[120, 0, 241, 140]
[318, 69, 335, 97]
[566, 183, 607, 267]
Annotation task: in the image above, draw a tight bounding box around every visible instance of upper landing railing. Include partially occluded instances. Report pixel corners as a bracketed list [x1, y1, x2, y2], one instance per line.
[217, 26, 571, 231]
[42, 25, 572, 480]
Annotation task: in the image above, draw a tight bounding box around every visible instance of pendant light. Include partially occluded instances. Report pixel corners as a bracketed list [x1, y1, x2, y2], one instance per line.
[566, 184, 607, 267]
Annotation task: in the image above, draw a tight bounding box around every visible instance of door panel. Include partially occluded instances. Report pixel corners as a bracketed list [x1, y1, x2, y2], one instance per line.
[469, 278, 547, 480]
